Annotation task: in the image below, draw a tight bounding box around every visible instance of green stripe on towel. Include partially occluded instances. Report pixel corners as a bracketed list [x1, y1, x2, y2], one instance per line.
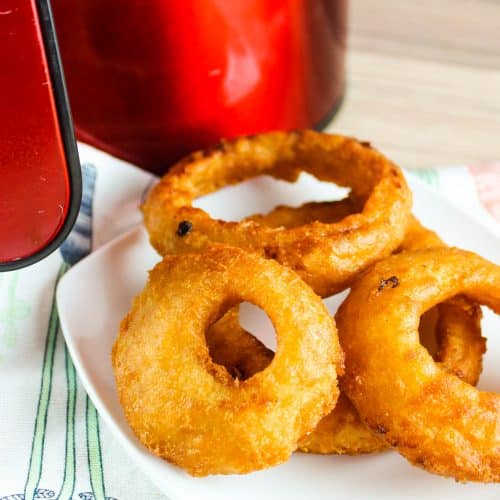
[56, 344, 78, 500]
[24, 262, 69, 500]
[86, 397, 106, 500]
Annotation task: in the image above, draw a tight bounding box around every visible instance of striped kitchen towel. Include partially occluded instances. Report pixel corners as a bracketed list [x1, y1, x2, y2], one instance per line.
[0, 144, 498, 499]
[0, 145, 161, 500]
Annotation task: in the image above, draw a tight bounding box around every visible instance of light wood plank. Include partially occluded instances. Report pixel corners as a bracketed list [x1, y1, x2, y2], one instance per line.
[350, 0, 500, 69]
[326, 0, 500, 168]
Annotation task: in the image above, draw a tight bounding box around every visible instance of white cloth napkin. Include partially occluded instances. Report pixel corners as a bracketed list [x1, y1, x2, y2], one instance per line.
[0, 144, 498, 500]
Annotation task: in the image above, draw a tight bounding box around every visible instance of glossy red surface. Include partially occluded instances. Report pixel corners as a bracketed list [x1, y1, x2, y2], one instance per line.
[52, 0, 347, 173]
[0, 0, 70, 262]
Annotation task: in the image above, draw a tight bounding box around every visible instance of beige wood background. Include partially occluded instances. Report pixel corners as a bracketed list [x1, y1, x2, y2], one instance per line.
[326, 0, 500, 169]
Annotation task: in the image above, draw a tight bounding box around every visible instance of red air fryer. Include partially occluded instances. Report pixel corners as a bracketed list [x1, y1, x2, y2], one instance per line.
[0, 0, 81, 271]
[1, 0, 347, 269]
[51, 0, 347, 174]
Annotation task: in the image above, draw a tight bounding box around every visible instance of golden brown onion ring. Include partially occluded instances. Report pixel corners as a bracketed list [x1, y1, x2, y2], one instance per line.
[207, 213, 484, 455]
[337, 248, 500, 482]
[247, 203, 487, 385]
[112, 246, 341, 476]
[206, 295, 484, 456]
[142, 131, 412, 297]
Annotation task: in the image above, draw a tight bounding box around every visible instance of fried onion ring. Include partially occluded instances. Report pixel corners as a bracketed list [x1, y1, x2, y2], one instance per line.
[206, 214, 484, 455]
[142, 131, 412, 296]
[206, 294, 484, 456]
[112, 246, 341, 476]
[337, 248, 500, 482]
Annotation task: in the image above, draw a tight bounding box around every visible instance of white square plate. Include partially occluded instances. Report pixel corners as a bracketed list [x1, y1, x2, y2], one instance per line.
[57, 174, 500, 500]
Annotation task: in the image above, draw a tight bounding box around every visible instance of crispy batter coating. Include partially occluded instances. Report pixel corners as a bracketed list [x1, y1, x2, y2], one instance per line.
[247, 199, 362, 229]
[142, 131, 412, 297]
[297, 394, 385, 454]
[207, 309, 386, 455]
[112, 247, 341, 476]
[235, 206, 485, 455]
[337, 248, 500, 482]
[206, 293, 484, 456]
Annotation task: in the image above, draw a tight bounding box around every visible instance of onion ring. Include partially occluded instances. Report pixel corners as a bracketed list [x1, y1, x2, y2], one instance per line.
[206, 214, 484, 455]
[142, 131, 412, 296]
[206, 297, 484, 456]
[337, 248, 500, 482]
[112, 246, 341, 476]
[250, 202, 487, 385]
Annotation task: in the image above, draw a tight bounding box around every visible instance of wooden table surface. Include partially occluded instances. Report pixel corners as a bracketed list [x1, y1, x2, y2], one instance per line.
[326, 0, 500, 169]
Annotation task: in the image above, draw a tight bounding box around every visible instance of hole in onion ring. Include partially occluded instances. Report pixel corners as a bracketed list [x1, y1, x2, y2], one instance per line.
[475, 305, 499, 392]
[205, 302, 275, 381]
[418, 307, 440, 358]
[194, 172, 352, 223]
[418, 296, 499, 393]
[238, 302, 277, 352]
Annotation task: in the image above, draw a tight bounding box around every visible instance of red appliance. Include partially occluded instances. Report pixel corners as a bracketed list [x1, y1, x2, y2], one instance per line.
[52, 0, 347, 174]
[0, 0, 81, 271]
